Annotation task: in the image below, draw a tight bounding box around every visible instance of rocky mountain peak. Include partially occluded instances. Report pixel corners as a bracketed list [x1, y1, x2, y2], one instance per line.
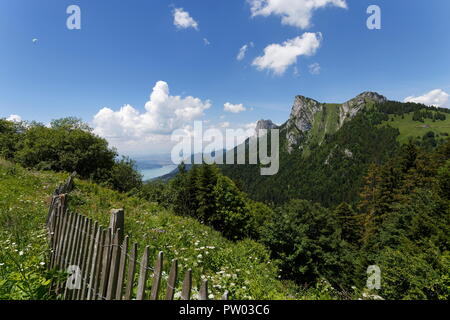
[339, 91, 387, 126]
[354, 91, 387, 103]
[285, 91, 388, 153]
[256, 119, 279, 131]
[288, 95, 322, 132]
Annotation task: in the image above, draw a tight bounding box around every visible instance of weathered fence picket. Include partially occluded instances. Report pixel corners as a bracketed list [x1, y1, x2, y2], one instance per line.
[124, 242, 137, 300]
[106, 230, 121, 300]
[115, 236, 128, 300]
[46, 174, 229, 300]
[149, 251, 163, 300]
[166, 259, 178, 300]
[181, 269, 193, 300]
[136, 246, 150, 300]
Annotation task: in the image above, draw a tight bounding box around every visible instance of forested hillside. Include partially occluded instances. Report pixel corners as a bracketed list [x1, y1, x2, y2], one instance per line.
[215, 93, 450, 299]
[221, 93, 450, 207]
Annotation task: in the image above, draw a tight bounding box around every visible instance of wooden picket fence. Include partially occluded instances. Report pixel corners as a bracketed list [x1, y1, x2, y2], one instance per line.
[46, 173, 229, 300]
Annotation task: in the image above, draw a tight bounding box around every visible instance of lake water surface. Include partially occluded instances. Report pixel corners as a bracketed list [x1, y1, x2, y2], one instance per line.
[139, 165, 177, 181]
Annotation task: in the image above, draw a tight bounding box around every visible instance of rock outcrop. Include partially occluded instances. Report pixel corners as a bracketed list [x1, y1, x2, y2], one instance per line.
[285, 91, 387, 153]
[255, 119, 279, 131]
[339, 92, 387, 126]
[285, 96, 322, 153]
[287, 96, 323, 133]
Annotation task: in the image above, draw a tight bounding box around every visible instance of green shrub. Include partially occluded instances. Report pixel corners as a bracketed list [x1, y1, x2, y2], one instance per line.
[261, 199, 352, 287]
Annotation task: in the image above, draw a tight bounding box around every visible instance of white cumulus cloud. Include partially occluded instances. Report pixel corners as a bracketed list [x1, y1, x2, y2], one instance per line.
[404, 89, 450, 108]
[6, 114, 22, 122]
[92, 81, 211, 154]
[252, 32, 322, 75]
[248, 0, 347, 29]
[173, 8, 199, 30]
[224, 102, 246, 113]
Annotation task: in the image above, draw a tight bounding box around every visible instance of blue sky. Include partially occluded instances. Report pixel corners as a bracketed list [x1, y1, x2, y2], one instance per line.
[1, 0, 449, 155]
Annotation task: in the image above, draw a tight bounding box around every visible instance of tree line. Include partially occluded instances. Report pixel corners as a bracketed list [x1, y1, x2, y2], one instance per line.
[0, 117, 142, 193]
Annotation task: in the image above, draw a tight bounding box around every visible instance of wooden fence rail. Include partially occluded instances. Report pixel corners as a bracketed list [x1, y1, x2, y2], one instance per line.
[46, 174, 229, 300]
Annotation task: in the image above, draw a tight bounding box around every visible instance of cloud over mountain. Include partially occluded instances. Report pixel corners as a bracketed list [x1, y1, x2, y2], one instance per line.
[252, 32, 322, 75]
[6, 114, 22, 122]
[404, 89, 449, 108]
[92, 81, 211, 153]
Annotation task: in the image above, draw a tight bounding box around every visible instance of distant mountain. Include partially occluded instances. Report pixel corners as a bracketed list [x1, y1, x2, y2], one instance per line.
[150, 150, 226, 182]
[285, 92, 386, 153]
[153, 164, 191, 181]
[134, 154, 173, 169]
[220, 92, 450, 207]
[255, 119, 279, 131]
[153, 91, 450, 207]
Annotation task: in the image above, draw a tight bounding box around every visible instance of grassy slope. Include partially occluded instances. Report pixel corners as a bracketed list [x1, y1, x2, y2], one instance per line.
[380, 110, 450, 144]
[303, 103, 341, 157]
[0, 160, 295, 300]
[309, 104, 340, 146]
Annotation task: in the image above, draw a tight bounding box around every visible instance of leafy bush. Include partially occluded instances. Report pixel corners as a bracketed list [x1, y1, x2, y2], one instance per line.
[211, 175, 253, 240]
[261, 199, 353, 287]
[14, 121, 116, 180]
[163, 164, 274, 241]
[0, 117, 142, 193]
[108, 156, 143, 193]
[0, 119, 25, 159]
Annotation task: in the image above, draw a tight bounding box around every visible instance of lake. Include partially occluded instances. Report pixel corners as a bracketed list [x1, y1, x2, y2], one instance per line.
[139, 164, 177, 181]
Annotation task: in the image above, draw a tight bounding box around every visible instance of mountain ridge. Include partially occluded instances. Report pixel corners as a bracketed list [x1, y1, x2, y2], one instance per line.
[270, 91, 388, 153]
[220, 91, 450, 206]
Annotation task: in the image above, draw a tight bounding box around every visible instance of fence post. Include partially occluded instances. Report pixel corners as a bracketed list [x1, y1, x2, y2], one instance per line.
[199, 280, 209, 300]
[124, 243, 138, 300]
[108, 209, 124, 300]
[115, 236, 129, 300]
[106, 230, 121, 300]
[98, 229, 112, 299]
[166, 259, 178, 300]
[87, 226, 104, 300]
[150, 251, 163, 300]
[222, 291, 229, 300]
[181, 269, 192, 300]
[109, 209, 124, 244]
[81, 221, 97, 300]
[136, 246, 150, 300]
